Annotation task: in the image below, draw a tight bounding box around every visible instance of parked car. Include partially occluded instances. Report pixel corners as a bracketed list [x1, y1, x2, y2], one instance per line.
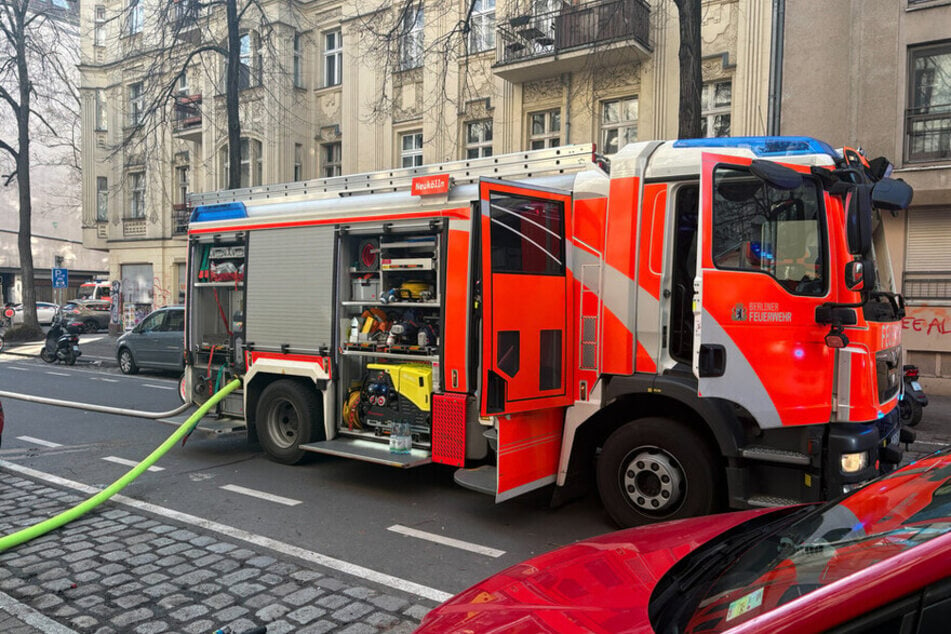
[417, 449, 951, 633]
[115, 306, 185, 375]
[10, 301, 60, 325]
[61, 299, 111, 333]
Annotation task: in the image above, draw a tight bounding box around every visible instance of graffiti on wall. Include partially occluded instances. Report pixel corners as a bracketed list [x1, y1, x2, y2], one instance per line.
[901, 305, 951, 351]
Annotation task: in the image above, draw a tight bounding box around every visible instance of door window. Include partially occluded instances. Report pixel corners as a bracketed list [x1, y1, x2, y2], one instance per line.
[712, 166, 826, 296]
[489, 193, 564, 275]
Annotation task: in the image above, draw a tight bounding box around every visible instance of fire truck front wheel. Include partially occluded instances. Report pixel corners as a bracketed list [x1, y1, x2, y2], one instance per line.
[597, 418, 720, 527]
[256, 380, 321, 464]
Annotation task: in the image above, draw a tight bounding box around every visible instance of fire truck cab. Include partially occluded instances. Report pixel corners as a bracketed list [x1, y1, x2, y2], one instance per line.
[184, 137, 913, 527]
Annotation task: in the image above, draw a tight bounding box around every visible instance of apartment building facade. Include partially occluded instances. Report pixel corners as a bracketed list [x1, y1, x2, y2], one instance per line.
[781, 0, 951, 382]
[78, 0, 773, 322]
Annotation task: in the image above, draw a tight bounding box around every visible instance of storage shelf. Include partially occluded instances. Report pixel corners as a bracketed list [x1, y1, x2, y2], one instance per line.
[340, 349, 438, 362]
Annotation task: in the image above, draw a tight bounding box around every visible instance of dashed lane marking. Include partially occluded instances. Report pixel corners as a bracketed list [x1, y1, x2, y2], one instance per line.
[143, 384, 175, 391]
[387, 524, 506, 558]
[0, 461, 452, 602]
[102, 456, 165, 472]
[91, 377, 120, 382]
[45, 371, 69, 377]
[220, 484, 302, 506]
[17, 436, 63, 448]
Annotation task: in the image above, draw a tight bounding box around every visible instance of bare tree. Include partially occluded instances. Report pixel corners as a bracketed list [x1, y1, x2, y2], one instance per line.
[0, 0, 77, 330]
[673, 0, 702, 139]
[109, 0, 300, 191]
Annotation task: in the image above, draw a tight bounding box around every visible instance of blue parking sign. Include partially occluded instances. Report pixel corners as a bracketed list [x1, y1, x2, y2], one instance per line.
[52, 268, 68, 289]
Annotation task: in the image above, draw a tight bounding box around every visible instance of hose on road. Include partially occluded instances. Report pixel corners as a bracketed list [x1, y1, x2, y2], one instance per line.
[0, 389, 192, 419]
[0, 378, 241, 553]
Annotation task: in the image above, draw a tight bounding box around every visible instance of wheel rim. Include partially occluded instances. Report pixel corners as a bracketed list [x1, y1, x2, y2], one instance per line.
[120, 351, 133, 372]
[619, 445, 686, 515]
[265, 398, 300, 450]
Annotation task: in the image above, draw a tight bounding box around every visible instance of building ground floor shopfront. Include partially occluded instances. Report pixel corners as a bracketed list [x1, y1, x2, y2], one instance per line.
[106, 240, 187, 332]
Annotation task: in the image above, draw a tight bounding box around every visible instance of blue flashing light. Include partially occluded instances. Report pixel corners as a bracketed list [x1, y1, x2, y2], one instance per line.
[190, 202, 248, 224]
[673, 136, 837, 158]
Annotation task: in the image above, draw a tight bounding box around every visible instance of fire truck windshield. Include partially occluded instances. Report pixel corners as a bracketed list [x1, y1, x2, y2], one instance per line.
[712, 165, 826, 296]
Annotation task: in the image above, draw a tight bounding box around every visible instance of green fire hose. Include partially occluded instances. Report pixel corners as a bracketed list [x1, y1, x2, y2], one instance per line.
[0, 378, 241, 554]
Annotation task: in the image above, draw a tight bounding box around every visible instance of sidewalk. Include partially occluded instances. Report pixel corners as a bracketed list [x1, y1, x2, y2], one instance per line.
[0, 468, 431, 633]
[2, 332, 118, 368]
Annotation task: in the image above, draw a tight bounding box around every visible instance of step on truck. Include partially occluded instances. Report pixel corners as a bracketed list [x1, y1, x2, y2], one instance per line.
[184, 137, 913, 527]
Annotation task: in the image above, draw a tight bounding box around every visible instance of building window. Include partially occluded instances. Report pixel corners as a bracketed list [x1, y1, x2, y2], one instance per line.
[324, 30, 342, 87]
[94, 5, 106, 46]
[293, 34, 303, 88]
[322, 142, 341, 177]
[907, 42, 951, 162]
[400, 131, 423, 167]
[294, 143, 303, 181]
[528, 109, 560, 149]
[96, 177, 108, 221]
[219, 138, 263, 188]
[600, 96, 638, 154]
[129, 82, 144, 126]
[236, 32, 262, 89]
[400, 5, 424, 70]
[127, 0, 142, 35]
[177, 72, 188, 96]
[469, 0, 495, 53]
[94, 89, 108, 131]
[466, 120, 493, 158]
[701, 80, 732, 138]
[176, 166, 189, 205]
[128, 172, 145, 219]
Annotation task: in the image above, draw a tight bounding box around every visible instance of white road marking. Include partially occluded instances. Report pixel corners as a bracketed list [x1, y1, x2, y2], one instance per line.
[387, 524, 506, 558]
[3, 366, 28, 370]
[143, 384, 175, 391]
[0, 461, 451, 603]
[80, 336, 105, 343]
[0, 589, 79, 634]
[220, 484, 302, 506]
[17, 436, 63, 448]
[91, 377, 120, 383]
[45, 371, 70, 377]
[102, 456, 165, 472]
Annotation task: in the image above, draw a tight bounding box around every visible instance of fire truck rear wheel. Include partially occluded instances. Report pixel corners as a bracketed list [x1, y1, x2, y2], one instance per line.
[256, 381, 321, 465]
[597, 418, 720, 528]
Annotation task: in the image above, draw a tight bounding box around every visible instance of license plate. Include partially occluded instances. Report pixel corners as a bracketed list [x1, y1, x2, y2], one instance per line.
[911, 381, 922, 392]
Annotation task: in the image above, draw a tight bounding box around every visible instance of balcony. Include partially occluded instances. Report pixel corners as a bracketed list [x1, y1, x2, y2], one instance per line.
[173, 94, 202, 142]
[494, 0, 651, 83]
[172, 203, 190, 235]
[172, 0, 200, 42]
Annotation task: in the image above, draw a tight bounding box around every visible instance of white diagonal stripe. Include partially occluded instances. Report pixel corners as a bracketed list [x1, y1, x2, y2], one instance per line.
[102, 456, 164, 472]
[220, 484, 301, 506]
[388, 524, 505, 558]
[17, 436, 63, 448]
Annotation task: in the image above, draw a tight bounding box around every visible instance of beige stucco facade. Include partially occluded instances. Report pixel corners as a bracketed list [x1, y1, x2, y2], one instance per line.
[79, 0, 773, 323]
[781, 0, 951, 384]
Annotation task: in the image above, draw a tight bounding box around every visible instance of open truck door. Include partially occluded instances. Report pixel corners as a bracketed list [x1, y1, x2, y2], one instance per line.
[478, 179, 573, 501]
[694, 153, 834, 428]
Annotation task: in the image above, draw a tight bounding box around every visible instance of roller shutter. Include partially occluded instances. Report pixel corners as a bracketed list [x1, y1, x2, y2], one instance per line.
[245, 225, 335, 353]
[904, 210, 951, 301]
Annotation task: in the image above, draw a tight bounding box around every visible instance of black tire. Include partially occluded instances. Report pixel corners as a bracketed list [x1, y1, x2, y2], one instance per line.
[899, 395, 923, 428]
[597, 418, 721, 528]
[256, 380, 322, 465]
[83, 319, 98, 333]
[908, 397, 923, 427]
[40, 347, 54, 363]
[118, 348, 138, 375]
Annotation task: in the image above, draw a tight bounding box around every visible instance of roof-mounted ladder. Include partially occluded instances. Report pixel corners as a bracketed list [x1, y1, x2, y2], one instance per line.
[188, 144, 596, 207]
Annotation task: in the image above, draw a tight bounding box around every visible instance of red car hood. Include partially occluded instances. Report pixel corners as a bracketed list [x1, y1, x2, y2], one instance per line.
[416, 509, 779, 633]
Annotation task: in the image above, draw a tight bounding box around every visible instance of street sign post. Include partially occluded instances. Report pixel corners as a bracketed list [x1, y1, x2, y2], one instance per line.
[52, 268, 68, 289]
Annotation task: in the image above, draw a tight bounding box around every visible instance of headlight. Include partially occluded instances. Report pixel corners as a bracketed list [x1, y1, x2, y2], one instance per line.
[841, 451, 868, 474]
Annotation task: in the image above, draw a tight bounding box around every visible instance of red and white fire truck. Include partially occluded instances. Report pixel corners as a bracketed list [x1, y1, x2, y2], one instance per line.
[184, 137, 913, 527]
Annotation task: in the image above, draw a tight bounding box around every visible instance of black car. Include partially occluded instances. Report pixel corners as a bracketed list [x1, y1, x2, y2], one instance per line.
[61, 299, 111, 333]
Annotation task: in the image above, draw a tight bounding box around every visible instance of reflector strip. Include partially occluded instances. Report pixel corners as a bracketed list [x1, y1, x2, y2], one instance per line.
[432, 393, 467, 467]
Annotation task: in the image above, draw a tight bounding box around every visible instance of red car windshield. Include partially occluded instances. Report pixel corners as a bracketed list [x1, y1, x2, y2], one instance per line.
[666, 453, 951, 632]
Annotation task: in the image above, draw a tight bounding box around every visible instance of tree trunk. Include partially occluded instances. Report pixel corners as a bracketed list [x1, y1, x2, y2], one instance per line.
[673, 0, 702, 140]
[15, 1, 37, 328]
[226, 0, 242, 190]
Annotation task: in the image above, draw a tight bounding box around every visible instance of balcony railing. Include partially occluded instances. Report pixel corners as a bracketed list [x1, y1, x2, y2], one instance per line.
[172, 203, 190, 235]
[905, 104, 951, 162]
[497, 0, 650, 66]
[173, 94, 202, 131]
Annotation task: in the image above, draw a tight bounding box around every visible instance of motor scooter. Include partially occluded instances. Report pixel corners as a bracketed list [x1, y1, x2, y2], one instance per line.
[899, 364, 928, 427]
[40, 313, 81, 365]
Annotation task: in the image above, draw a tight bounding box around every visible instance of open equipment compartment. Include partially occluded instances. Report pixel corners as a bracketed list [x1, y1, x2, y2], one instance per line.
[335, 221, 445, 450]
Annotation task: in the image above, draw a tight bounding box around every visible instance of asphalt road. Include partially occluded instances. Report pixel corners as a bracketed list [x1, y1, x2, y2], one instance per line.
[0, 347, 615, 598]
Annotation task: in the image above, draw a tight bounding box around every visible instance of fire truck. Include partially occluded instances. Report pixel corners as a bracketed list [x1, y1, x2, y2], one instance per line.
[183, 137, 913, 527]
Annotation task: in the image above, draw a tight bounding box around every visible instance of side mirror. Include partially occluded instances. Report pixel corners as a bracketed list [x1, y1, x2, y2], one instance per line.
[844, 259, 876, 292]
[846, 185, 873, 256]
[872, 177, 913, 212]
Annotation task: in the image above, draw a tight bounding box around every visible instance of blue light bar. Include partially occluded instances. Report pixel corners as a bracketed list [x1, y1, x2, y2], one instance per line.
[190, 202, 248, 224]
[673, 136, 837, 158]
